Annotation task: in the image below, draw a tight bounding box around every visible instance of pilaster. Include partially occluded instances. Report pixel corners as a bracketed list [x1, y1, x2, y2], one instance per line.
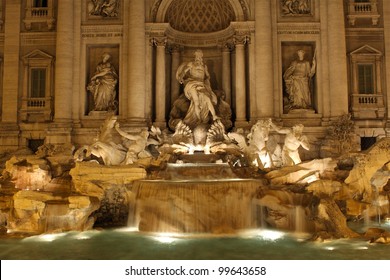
[383, 0, 390, 133]
[47, 0, 74, 145]
[0, 0, 21, 151]
[254, 0, 274, 119]
[327, 0, 349, 118]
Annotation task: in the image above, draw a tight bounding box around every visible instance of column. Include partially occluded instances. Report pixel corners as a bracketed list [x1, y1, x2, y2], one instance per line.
[327, 0, 349, 117]
[53, 0, 74, 122]
[145, 36, 154, 123]
[255, 0, 274, 119]
[127, 0, 146, 123]
[383, 0, 390, 134]
[234, 36, 248, 125]
[0, 0, 21, 150]
[221, 44, 232, 105]
[154, 37, 167, 127]
[170, 45, 181, 105]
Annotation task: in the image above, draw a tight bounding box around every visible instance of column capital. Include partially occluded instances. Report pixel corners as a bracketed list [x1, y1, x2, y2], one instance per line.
[167, 44, 183, 54]
[152, 37, 167, 47]
[219, 40, 235, 52]
[233, 35, 250, 46]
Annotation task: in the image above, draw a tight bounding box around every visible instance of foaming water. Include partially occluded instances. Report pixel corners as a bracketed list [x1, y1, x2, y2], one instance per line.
[1, 228, 389, 260]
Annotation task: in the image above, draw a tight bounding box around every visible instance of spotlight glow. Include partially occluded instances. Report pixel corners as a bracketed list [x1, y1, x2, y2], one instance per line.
[257, 230, 286, 241]
[24, 233, 67, 242]
[151, 232, 181, 244]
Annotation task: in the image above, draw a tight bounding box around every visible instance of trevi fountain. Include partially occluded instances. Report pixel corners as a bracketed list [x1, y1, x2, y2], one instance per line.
[0, 49, 389, 260]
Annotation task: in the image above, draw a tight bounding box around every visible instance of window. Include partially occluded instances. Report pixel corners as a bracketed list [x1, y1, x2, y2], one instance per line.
[21, 50, 54, 121]
[358, 64, 374, 94]
[33, 0, 48, 8]
[355, 0, 370, 3]
[30, 68, 46, 98]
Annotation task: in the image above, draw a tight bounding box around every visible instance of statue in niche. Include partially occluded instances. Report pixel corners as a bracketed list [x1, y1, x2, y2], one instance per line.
[281, 0, 311, 15]
[89, 0, 119, 17]
[176, 49, 220, 128]
[87, 52, 118, 112]
[283, 49, 316, 112]
[270, 123, 309, 166]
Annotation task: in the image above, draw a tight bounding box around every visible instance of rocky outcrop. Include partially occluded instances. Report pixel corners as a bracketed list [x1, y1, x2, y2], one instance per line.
[3, 156, 52, 191]
[345, 137, 390, 202]
[70, 162, 147, 226]
[8, 190, 99, 233]
[265, 158, 337, 185]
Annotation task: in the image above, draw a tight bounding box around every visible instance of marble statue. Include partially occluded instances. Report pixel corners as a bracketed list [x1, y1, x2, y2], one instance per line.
[114, 123, 151, 164]
[73, 115, 153, 165]
[282, 0, 311, 15]
[283, 49, 316, 111]
[228, 119, 275, 169]
[87, 52, 118, 111]
[214, 90, 233, 130]
[176, 49, 219, 128]
[89, 0, 119, 17]
[271, 123, 309, 166]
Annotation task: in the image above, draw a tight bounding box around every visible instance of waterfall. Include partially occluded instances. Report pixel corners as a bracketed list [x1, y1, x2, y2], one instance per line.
[43, 202, 70, 232]
[128, 178, 262, 233]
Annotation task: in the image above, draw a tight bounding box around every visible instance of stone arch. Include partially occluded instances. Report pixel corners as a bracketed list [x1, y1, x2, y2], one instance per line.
[151, 0, 249, 24]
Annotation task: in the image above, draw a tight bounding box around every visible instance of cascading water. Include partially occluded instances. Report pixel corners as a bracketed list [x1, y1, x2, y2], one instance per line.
[128, 162, 264, 233]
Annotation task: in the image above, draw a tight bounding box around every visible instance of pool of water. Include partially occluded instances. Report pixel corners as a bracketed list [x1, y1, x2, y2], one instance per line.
[0, 227, 389, 260]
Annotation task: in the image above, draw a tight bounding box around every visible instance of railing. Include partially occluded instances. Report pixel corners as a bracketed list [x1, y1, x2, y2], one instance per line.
[351, 94, 383, 108]
[350, 3, 374, 14]
[24, 6, 55, 30]
[27, 98, 46, 108]
[20, 97, 52, 121]
[23, 97, 51, 108]
[347, 1, 379, 25]
[30, 8, 49, 18]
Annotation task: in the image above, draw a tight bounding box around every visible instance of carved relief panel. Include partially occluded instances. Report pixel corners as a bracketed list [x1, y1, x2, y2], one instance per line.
[85, 0, 122, 22]
[86, 46, 120, 115]
[280, 0, 313, 16]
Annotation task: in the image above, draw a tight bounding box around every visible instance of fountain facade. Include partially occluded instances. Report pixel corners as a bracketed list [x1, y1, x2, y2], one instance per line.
[0, 1, 389, 249]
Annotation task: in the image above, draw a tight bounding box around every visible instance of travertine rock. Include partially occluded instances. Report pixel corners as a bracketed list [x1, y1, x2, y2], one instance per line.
[3, 156, 51, 190]
[345, 138, 390, 202]
[8, 190, 99, 233]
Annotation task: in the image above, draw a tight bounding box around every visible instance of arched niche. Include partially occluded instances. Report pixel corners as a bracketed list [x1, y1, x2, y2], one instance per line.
[151, 0, 249, 23]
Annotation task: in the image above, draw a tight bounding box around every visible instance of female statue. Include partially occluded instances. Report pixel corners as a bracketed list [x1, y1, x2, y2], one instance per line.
[87, 52, 118, 111]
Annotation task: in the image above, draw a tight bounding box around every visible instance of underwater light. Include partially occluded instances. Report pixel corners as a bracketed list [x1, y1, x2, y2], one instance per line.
[325, 246, 335, 251]
[24, 232, 67, 242]
[151, 232, 181, 244]
[257, 230, 286, 241]
[114, 227, 139, 232]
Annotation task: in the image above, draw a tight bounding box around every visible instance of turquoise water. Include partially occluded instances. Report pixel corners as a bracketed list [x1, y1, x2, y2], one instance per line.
[0, 227, 389, 260]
